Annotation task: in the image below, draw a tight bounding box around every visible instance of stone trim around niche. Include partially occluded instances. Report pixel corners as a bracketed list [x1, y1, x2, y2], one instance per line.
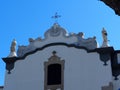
[101, 82, 113, 90]
[44, 51, 65, 90]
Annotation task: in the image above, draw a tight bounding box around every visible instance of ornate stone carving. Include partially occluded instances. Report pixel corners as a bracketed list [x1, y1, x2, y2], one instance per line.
[17, 37, 42, 57]
[100, 53, 110, 66]
[29, 38, 35, 43]
[44, 23, 67, 38]
[96, 47, 113, 66]
[35, 37, 42, 41]
[17, 45, 36, 57]
[17, 45, 27, 57]
[49, 23, 61, 37]
[2, 57, 17, 74]
[75, 32, 97, 50]
[48, 51, 61, 62]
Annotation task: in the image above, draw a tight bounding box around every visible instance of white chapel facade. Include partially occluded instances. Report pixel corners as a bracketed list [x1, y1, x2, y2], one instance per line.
[1, 23, 120, 90]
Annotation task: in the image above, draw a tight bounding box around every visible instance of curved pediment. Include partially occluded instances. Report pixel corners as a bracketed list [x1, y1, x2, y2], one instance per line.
[16, 24, 98, 57]
[44, 23, 67, 38]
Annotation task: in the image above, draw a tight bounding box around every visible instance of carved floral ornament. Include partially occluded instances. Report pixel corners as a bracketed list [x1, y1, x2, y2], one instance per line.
[44, 51, 65, 67]
[50, 23, 62, 37]
[44, 23, 67, 38]
[48, 51, 61, 61]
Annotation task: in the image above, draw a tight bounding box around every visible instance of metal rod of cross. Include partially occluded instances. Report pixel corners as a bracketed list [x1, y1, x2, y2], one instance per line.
[51, 12, 61, 23]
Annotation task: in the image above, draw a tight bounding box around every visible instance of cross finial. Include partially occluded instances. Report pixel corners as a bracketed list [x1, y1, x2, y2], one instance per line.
[52, 12, 61, 23]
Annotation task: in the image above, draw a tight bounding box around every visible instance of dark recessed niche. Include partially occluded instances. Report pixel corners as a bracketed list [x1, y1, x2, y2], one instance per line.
[47, 64, 61, 85]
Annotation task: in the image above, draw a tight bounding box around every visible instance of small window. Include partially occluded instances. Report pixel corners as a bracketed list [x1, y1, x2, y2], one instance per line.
[44, 51, 65, 90]
[47, 64, 61, 85]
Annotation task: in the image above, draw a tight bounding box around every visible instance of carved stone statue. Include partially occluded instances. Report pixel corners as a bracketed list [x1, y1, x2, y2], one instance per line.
[10, 39, 17, 52]
[8, 39, 17, 57]
[101, 28, 109, 47]
[102, 28, 108, 42]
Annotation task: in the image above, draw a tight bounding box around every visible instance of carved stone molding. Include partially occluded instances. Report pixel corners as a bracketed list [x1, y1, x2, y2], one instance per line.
[2, 57, 17, 74]
[95, 47, 114, 66]
[99, 53, 110, 66]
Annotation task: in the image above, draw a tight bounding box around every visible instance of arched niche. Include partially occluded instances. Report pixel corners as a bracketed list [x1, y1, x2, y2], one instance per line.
[44, 51, 65, 90]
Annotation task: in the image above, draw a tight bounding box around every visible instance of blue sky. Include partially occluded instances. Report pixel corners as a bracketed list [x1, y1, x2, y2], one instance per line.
[0, 0, 120, 86]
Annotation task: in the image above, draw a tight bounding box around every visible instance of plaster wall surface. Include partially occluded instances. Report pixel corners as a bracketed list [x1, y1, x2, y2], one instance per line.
[3, 45, 113, 90]
[117, 53, 120, 64]
[113, 75, 120, 90]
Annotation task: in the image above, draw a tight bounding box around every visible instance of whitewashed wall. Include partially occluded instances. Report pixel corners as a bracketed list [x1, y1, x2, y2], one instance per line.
[113, 53, 120, 90]
[3, 45, 113, 90]
[113, 75, 120, 90]
[113, 72, 120, 90]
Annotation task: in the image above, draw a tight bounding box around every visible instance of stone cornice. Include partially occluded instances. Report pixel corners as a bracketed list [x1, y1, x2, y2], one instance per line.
[2, 42, 114, 74]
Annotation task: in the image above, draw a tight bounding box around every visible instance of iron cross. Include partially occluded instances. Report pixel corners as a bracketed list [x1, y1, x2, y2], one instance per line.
[52, 12, 61, 23]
